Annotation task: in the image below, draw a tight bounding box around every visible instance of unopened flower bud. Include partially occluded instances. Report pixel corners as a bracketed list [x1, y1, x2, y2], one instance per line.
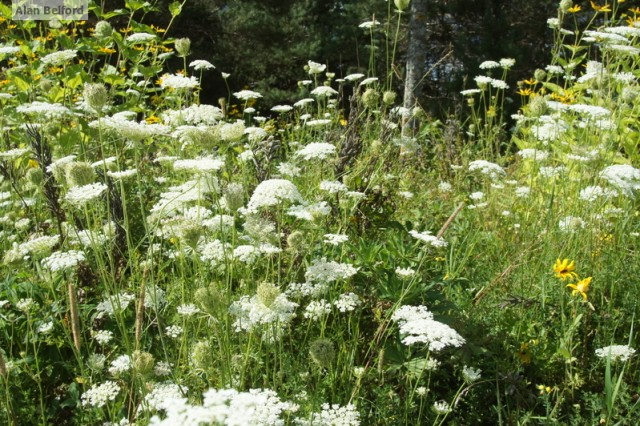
[83, 83, 109, 112]
[382, 91, 397, 105]
[94, 21, 113, 38]
[257, 282, 280, 308]
[65, 162, 96, 187]
[175, 37, 191, 58]
[394, 0, 411, 12]
[310, 338, 335, 368]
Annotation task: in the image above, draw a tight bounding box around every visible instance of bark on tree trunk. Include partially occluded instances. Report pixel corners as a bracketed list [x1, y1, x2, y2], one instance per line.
[403, 0, 428, 133]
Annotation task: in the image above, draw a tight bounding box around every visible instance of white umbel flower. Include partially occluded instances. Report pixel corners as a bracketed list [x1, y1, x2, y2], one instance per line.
[65, 183, 108, 208]
[392, 305, 465, 351]
[246, 179, 304, 212]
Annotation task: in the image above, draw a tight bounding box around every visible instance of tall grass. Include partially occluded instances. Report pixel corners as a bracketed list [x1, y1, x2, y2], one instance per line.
[0, 1, 639, 424]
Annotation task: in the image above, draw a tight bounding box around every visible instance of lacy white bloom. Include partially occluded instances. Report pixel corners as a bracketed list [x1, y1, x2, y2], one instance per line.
[189, 59, 215, 70]
[91, 113, 170, 141]
[468, 160, 505, 179]
[287, 202, 331, 221]
[359, 77, 378, 86]
[469, 191, 484, 201]
[160, 73, 199, 90]
[595, 345, 636, 362]
[294, 98, 315, 108]
[334, 292, 361, 313]
[308, 60, 326, 74]
[92, 329, 114, 345]
[108, 355, 132, 375]
[234, 90, 263, 101]
[296, 142, 336, 160]
[409, 230, 448, 248]
[41, 250, 85, 272]
[479, 60, 500, 69]
[81, 381, 120, 407]
[304, 300, 332, 321]
[305, 119, 332, 127]
[149, 388, 297, 426]
[320, 180, 347, 193]
[432, 400, 452, 415]
[40, 49, 77, 66]
[246, 179, 304, 212]
[177, 303, 200, 316]
[323, 234, 349, 246]
[65, 183, 108, 208]
[0, 148, 29, 160]
[126, 33, 156, 43]
[305, 258, 358, 283]
[299, 403, 360, 426]
[96, 293, 135, 319]
[392, 305, 465, 351]
[462, 365, 482, 383]
[0, 45, 21, 55]
[558, 216, 585, 233]
[271, 105, 293, 113]
[600, 164, 640, 197]
[500, 58, 515, 68]
[229, 293, 297, 333]
[165, 325, 183, 338]
[310, 86, 339, 97]
[579, 185, 617, 202]
[18, 234, 60, 258]
[276, 162, 301, 177]
[358, 19, 380, 29]
[517, 149, 549, 161]
[107, 169, 138, 180]
[395, 267, 416, 278]
[17, 101, 71, 120]
[163, 104, 223, 126]
[173, 157, 224, 173]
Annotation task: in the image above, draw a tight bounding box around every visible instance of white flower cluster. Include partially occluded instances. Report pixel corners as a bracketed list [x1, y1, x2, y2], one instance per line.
[219, 120, 246, 141]
[108, 354, 132, 375]
[287, 201, 331, 221]
[81, 381, 120, 407]
[41, 250, 85, 272]
[149, 177, 217, 219]
[16, 101, 71, 120]
[299, 403, 360, 426]
[0, 45, 21, 55]
[468, 160, 505, 179]
[409, 230, 448, 248]
[125, 32, 156, 43]
[140, 382, 185, 413]
[595, 345, 636, 362]
[189, 59, 215, 70]
[391, 305, 465, 351]
[173, 156, 225, 173]
[95, 292, 135, 319]
[149, 388, 297, 426]
[65, 182, 108, 208]
[163, 104, 223, 126]
[304, 300, 332, 320]
[323, 234, 349, 246]
[40, 49, 77, 66]
[245, 179, 304, 212]
[319, 180, 348, 194]
[305, 258, 359, 283]
[600, 164, 640, 197]
[234, 90, 263, 101]
[160, 73, 199, 90]
[579, 185, 618, 202]
[229, 293, 298, 333]
[334, 292, 361, 312]
[91, 112, 170, 141]
[517, 149, 549, 161]
[296, 142, 337, 161]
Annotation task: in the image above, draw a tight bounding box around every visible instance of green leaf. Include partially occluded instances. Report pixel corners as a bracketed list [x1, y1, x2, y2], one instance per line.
[125, 0, 146, 11]
[11, 75, 31, 93]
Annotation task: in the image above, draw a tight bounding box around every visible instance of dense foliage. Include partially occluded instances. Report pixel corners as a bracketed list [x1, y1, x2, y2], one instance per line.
[0, 0, 640, 425]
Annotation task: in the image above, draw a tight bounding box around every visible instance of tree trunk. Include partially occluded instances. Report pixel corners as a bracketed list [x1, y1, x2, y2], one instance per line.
[403, 0, 428, 133]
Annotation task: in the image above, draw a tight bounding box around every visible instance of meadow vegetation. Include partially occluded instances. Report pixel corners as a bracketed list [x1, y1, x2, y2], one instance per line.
[0, 0, 640, 424]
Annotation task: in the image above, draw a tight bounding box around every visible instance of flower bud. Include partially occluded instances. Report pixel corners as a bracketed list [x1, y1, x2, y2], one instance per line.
[362, 88, 380, 109]
[382, 91, 396, 105]
[174, 37, 191, 58]
[94, 21, 113, 38]
[394, 0, 411, 12]
[534, 68, 547, 82]
[132, 350, 155, 377]
[559, 0, 572, 13]
[257, 282, 280, 308]
[65, 162, 96, 187]
[83, 83, 109, 112]
[309, 338, 335, 368]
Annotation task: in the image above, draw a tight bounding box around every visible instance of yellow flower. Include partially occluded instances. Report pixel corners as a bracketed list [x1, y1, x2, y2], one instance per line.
[567, 277, 592, 300]
[553, 258, 578, 281]
[590, 1, 611, 12]
[145, 115, 161, 124]
[568, 5, 582, 13]
[517, 88, 533, 96]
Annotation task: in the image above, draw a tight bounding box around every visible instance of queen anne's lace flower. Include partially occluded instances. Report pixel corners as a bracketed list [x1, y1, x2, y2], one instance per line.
[41, 250, 85, 272]
[246, 179, 304, 212]
[65, 183, 108, 208]
[296, 143, 336, 160]
[81, 381, 121, 407]
[595, 345, 636, 362]
[392, 305, 465, 351]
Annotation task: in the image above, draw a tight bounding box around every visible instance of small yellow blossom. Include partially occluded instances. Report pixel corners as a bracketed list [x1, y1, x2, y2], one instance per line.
[554, 258, 578, 281]
[590, 1, 611, 12]
[567, 277, 592, 301]
[145, 116, 161, 124]
[568, 5, 582, 13]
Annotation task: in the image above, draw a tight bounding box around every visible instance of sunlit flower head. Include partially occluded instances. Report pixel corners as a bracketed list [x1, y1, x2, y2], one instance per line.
[553, 258, 578, 281]
[566, 276, 591, 300]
